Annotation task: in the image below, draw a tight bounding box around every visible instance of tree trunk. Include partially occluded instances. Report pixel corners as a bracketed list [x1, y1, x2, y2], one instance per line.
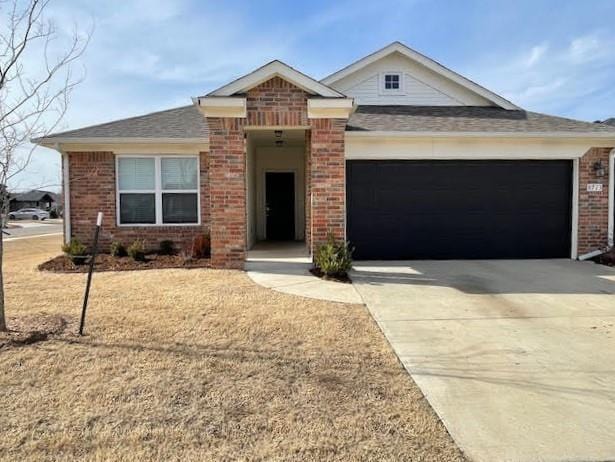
[0, 227, 5, 332]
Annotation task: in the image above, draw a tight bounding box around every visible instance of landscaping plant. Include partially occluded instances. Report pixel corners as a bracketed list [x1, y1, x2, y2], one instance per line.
[110, 241, 127, 257]
[61, 239, 88, 265]
[127, 240, 146, 262]
[182, 233, 211, 261]
[159, 240, 175, 256]
[313, 233, 353, 278]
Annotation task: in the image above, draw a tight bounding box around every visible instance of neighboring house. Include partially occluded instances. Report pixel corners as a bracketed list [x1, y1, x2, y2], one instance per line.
[34, 42, 615, 268]
[9, 189, 58, 212]
[603, 118, 615, 126]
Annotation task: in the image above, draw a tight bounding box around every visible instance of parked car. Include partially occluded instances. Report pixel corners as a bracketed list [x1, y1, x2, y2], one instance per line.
[8, 208, 50, 220]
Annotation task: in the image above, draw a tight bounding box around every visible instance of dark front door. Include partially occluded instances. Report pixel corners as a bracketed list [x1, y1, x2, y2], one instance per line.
[266, 172, 295, 240]
[347, 160, 573, 260]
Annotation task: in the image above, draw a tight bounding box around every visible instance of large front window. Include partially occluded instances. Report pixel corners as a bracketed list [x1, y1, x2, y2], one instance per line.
[117, 155, 199, 225]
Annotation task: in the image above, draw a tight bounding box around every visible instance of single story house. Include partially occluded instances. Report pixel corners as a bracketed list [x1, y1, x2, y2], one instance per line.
[9, 189, 58, 212]
[35, 42, 615, 268]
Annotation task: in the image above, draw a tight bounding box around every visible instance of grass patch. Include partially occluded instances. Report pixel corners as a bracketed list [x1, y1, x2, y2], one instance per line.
[0, 235, 464, 461]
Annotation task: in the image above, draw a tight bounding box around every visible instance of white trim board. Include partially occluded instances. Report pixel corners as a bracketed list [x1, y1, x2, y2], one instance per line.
[321, 42, 520, 110]
[206, 60, 344, 98]
[345, 137, 604, 160]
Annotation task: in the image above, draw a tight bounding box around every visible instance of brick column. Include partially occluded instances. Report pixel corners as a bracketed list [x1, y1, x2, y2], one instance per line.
[207, 117, 247, 269]
[578, 147, 612, 255]
[309, 118, 346, 253]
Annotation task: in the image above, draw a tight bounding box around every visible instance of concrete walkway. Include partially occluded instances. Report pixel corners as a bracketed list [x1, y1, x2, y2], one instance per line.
[352, 259, 615, 462]
[245, 241, 362, 304]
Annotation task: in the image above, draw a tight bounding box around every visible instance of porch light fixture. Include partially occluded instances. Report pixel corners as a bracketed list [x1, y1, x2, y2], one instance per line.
[274, 130, 283, 138]
[593, 160, 605, 177]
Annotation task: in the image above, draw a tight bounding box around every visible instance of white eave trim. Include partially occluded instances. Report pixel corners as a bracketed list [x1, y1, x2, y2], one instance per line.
[345, 130, 615, 141]
[196, 96, 247, 118]
[36, 137, 209, 146]
[206, 60, 345, 98]
[307, 98, 355, 119]
[321, 42, 520, 110]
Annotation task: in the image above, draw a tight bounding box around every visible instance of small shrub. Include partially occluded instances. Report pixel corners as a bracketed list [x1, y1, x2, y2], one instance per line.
[181, 233, 211, 260]
[127, 240, 146, 262]
[313, 234, 353, 278]
[110, 241, 127, 257]
[61, 239, 88, 265]
[159, 239, 175, 256]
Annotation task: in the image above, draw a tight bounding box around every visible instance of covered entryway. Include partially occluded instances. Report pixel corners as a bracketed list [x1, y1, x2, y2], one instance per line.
[347, 160, 573, 260]
[246, 129, 307, 249]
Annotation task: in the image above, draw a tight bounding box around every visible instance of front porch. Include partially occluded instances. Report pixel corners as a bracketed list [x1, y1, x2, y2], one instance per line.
[201, 73, 352, 269]
[246, 129, 308, 253]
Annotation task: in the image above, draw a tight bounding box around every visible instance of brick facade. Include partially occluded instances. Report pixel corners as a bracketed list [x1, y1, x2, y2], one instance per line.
[207, 118, 246, 269]
[577, 147, 612, 255]
[206, 76, 347, 268]
[67, 151, 210, 252]
[309, 118, 346, 245]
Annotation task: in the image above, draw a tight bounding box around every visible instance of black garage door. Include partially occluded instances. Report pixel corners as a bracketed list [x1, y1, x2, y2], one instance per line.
[347, 160, 572, 260]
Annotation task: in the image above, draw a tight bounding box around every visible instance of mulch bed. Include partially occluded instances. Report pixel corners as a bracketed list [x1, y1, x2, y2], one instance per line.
[38, 254, 211, 273]
[309, 267, 352, 283]
[593, 248, 615, 267]
[0, 314, 72, 349]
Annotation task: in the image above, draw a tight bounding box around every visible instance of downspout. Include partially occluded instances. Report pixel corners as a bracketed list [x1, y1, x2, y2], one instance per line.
[608, 148, 615, 248]
[56, 144, 71, 244]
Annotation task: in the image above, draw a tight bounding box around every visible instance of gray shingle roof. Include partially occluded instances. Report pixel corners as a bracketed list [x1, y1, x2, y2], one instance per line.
[10, 190, 57, 202]
[347, 106, 615, 134]
[40, 105, 208, 140]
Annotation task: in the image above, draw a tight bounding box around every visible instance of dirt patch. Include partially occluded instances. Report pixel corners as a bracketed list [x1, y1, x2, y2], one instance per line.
[0, 314, 71, 348]
[310, 266, 352, 283]
[592, 248, 615, 267]
[38, 254, 210, 273]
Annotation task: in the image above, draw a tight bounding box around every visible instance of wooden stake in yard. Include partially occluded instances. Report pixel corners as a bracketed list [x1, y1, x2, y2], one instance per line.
[79, 212, 103, 336]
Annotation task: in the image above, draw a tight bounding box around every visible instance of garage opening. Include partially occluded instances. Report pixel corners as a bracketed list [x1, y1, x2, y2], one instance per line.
[347, 160, 573, 260]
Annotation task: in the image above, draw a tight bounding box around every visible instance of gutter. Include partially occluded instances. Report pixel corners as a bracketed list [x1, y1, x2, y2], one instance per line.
[33, 137, 209, 147]
[345, 130, 615, 140]
[609, 149, 615, 247]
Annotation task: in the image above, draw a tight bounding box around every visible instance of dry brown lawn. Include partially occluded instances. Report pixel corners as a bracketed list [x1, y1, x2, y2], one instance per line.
[0, 235, 464, 461]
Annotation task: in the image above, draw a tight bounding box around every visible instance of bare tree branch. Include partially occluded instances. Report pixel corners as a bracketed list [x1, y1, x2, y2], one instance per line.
[0, 0, 90, 330]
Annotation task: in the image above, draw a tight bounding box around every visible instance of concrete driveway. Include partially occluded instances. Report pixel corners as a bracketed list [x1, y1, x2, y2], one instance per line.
[351, 259, 615, 462]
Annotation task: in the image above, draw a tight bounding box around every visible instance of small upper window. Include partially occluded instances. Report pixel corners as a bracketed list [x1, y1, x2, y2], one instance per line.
[384, 73, 400, 90]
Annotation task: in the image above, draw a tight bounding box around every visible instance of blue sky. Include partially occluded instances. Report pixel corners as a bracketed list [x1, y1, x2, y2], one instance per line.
[14, 0, 615, 191]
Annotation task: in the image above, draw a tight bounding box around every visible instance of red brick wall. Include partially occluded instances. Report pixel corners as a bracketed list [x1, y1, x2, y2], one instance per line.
[309, 118, 346, 250]
[206, 118, 246, 269]
[67, 151, 210, 253]
[246, 76, 309, 126]
[578, 147, 612, 255]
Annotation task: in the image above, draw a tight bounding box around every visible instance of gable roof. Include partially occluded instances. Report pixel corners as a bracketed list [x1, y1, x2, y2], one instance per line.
[206, 60, 345, 98]
[347, 106, 615, 137]
[34, 105, 208, 146]
[321, 42, 519, 110]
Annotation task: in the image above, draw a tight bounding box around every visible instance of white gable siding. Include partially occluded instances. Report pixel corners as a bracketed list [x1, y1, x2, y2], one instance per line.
[329, 52, 494, 106]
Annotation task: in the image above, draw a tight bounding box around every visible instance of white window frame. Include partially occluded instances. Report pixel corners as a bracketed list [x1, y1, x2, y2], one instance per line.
[115, 154, 201, 227]
[380, 72, 404, 95]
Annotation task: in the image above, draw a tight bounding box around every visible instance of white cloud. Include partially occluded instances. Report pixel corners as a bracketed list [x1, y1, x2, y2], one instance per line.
[466, 31, 615, 120]
[525, 43, 549, 67]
